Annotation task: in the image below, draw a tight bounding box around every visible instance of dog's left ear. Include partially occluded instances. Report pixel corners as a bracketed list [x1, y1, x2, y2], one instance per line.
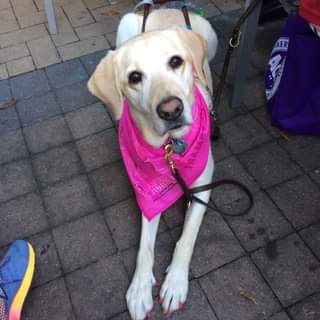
[87, 50, 124, 120]
[174, 29, 213, 95]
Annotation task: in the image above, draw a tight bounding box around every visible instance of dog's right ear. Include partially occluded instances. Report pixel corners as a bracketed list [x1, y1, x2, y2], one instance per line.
[87, 50, 123, 120]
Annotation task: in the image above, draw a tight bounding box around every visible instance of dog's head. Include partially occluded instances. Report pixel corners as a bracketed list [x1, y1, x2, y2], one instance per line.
[88, 28, 210, 142]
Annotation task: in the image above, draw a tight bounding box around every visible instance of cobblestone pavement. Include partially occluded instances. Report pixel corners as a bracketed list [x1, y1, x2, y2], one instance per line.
[1, 1, 320, 319]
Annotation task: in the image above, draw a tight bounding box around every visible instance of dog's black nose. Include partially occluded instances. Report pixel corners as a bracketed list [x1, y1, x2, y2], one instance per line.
[157, 97, 184, 121]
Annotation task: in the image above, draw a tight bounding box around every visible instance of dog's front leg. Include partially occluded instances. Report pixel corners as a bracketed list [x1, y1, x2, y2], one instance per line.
[160, 151, 214, 314]
[127, 214, 160, 320]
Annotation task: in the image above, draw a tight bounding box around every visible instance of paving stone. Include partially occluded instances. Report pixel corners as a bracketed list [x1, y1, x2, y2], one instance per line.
[210, 89, 248, 123]
[65, 102, 113, 139]
[91, 1, 134, 21]
[22, 279, 75, 320]
[162, 197, 187, 230]
[221, 113, 271, 154]
[0, 107, 20, 135]
[6, 56, 35, 76]
[288, 293, 320, 320]
[33, 144, 83, 187]
[252, 106, 282, 138]
[104, 198, 141, 251]
[66, 255, 129, 319]
[151, 280, 218, 319]
[254, 19, 286, 58]
[0, 192, 48, 247]
[212, 136, 232, 162]
[0, 0, 10, 10]
[280, 135, 320, 172]
[209, 10, 242, 41]
[77, 129, 121, 171]
[0, 43, 29, 64]
[105, 32, 116, 47]
[0, 24, 47, 48]
[213, 0, 242, 12]
[0, 79, 12, 104]
[83, 0, 107, 9]
[212, 156, 260, 209]
[11, 0, 37, 15]
[123, 231, 175, 290]
[0, 129, 28, 165]
[56, 80, 97, 112]
[23, 115, 72, 153]
[268, 175, 320, 229]
[63, 1, 94, 27]
[251, 234, 320, 307]
[210, 33, 229, 64]
[105, 198, 167, 251]
[0, 64, 8, 80]
[190, 209, 244, 277]
[243, 77, 267, 110]
[53, 212, 116, 272]
[239, 142, 302, 189]
[226, 192, 292, 251]
[44, 175, 97, 227]
[46, 59, 88, 89]
[0, 160, 36, 203]
[251, 47, 271, 73]
[75, 18, 119, 40]
[300, 224, 320, 260]
[28, 231, 62, 287]
[80, 49, 107, 75]
[0, 7, 19, 34]
[16, 10, 46, 28]
[27, 36, 61, 68]
[110, 312, 131, 320]
[89, 161, 133, 208]
[10, 70, 51, 100]
[200, 257, 280, 320]
[212, 57, 259, 86]
[58, 36, 110, 61]
[269, 312, 291, 320]
[310, 168, 320, 186]
[196, 0, 220, 18]
[50, 8, 79, 47]
[16, 92, 61, 126]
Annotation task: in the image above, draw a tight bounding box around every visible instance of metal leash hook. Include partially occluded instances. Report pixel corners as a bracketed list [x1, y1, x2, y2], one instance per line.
[164, 143, 176, 174]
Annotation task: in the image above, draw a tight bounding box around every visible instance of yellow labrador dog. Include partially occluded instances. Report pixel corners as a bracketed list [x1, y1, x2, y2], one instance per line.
[88, 8, 218, 320]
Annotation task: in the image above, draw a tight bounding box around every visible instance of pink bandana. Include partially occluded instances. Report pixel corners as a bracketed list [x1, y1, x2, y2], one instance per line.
[119, 86, 211, 220]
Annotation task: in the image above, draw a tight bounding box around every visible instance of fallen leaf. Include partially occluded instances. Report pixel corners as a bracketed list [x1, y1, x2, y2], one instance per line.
[0, 99, 16, 110]
[239, 288, 257, 304]
[102, 9, 120, 16]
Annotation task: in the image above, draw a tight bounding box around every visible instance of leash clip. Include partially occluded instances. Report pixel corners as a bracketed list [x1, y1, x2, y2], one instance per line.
[229, 31, 241, 48]
[164, 143, 176, 174]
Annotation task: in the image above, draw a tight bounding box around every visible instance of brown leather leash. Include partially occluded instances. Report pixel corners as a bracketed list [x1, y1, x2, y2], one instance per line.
[165, 143, 253, 217]
[212, 0, 262, 132]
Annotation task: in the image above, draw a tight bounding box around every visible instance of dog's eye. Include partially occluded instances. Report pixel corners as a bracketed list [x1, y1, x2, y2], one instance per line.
[128, 71, 142, 84]
[169, 56, 184, 69]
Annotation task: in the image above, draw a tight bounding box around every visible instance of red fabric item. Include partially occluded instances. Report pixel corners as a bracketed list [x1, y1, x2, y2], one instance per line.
[300, 0, 320, 25]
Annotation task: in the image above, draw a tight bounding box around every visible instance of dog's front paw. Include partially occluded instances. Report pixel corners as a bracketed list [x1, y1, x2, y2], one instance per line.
[126, 271, 155, 320]
[160, 266, 189, 315]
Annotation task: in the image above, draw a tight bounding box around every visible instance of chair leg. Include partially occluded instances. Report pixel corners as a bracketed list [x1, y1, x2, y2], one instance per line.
[231, 0, 263, 108]
[44, 0, 58, 34]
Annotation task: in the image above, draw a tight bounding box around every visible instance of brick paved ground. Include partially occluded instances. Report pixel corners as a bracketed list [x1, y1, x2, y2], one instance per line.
[1, 0, 320, 319]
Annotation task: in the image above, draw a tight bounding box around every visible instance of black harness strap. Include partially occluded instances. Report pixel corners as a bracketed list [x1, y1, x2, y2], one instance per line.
[140, 0, 192, 33]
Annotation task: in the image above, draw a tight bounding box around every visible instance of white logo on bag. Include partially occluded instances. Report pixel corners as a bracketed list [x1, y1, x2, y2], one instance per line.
[266, 37, 289, 100]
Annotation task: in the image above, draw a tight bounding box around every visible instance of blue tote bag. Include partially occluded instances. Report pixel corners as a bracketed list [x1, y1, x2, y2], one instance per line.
[265, 15, 320, 135]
